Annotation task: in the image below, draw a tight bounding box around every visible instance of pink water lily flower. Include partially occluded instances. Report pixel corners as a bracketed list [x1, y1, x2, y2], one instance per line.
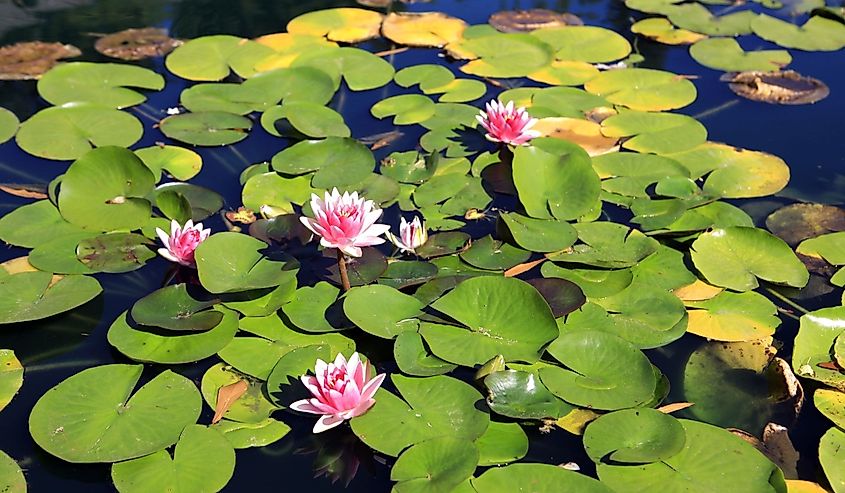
[290, 352, 386, 433]
[155, 219, 210, 267]
[300, 188, 390, 258]
[386, 216, 428, 254]
[476, 99, 541, 146]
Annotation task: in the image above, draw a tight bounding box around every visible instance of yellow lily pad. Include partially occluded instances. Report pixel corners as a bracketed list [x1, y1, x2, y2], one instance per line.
[673, 279, 724, 302]
[252, 33, 337, 72]
[532, 117, 619, 156]
[286, 8, 384, 43]
[686, 291, 780, 342]
[527, 60, 599, 86]
[631, 18, 707, 45]
[382, 12, 468, 47]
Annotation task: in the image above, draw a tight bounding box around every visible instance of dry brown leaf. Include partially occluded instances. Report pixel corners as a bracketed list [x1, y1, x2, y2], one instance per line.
[0, 41, 81, 80]
[0, 184, 48, 199]
[722, 70, 829, 105]
[94, 28, 181, 60]
[657, 402, 695, 414]
[762, 423, 799, 479]
[213, 379, 249, 424]
[504, 258, 546, 277]
[489, 9, 583, 33]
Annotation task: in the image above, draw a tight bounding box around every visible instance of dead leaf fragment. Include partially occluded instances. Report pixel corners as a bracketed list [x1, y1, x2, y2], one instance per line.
[213, 379, 249, 424]
[0, 183, 48, 199]
[489, 9, 583, 33]
[504, 258, 546, 277]
[0, 41, 81, 80]
[94, 28, 182, 60]
[657, 402, 695, 414]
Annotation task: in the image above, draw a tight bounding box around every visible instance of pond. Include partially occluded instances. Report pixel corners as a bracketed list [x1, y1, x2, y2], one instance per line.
[1, 0, 844, 491]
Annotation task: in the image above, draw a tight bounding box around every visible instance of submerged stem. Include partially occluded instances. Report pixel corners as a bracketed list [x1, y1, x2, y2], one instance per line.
[765, 286, 810, 315]
[337, 249, 351, 292]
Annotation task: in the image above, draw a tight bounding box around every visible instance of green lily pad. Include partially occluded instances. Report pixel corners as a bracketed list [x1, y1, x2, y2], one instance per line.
[585, 68, 697, 111]
[0, 350, 23, 412]
[159, 111, 252, 146]
[154, 190, 191, 223]
[457, 32, 555, 78]
[484, 370, 573, 419]
[416, 232, 470, 259]
[797, 232, 845, 284]
[0, 200, 87, 249]
[391, 437, 479, 493]
[512, 138, 599, 221]
[0, 271, 101, 324]
[751, 14, 845, 51]
[372, 95, 437, 125]
[195, 232, 297, 294]
[135, 145, 202, 182]
[0, 107, 19, 144]
[0, 451, 25, 493]
[793, 306, 845, 390]
[165, 35, 244, 81]
[380, 151, 437, 185]
[686, 291, 780, 341]
[16, 103, 143, 161]
[460, 235, 531, 271]
[261, 102, 349, 139]
[499, 213, 578, 253]
[546, 222, 659, 268]
[422, 276, 558, 365]
[665, 143, 790, 199]
[344, 284, 423, 339]
[242, 173, 313, 214]
[475, 421, 528, 466]
[265, 344, 334, 408]
[212, 418, 291, 449]
[29, 364, 201, 463]
[75, 233, 154, 273]
[108, 308, 238, 364]
[394, 64, 486, 103]
[600, 111, 707, 154]
[380, 261, 439, 290]
[667, 5, 757, 36]
[220, 280, 297, 318]
[393, 330, 458, 377]
[472, 463, 613, 493]
[179, 82, 271, 115]
[292, 47, 394, 91]
[37, 62, 164, 108]
[540, 330, 656, 410]
[541, 263, 633, 298]
[597, 419, 787, 493]
[218, 318, 354, 379]
[690, 38, 791, 72]
[111, 425, 235, 493]
[583, 408, 686, 464]
[200, 364, 277, 423]
[350, 374, 489, 457]
[690, 226, 809, 291]
[153, 183, 223, 222]
[58, 146, 154, 232]
[531, 26, 631, 63]
[820, 427, 845, 493]
[241, 66, 337, 106]
[271, 137, 374, 189]
[282, 282, 343, 333]
[631, 18, 708, 45]
[131, 284, 222, 331]
[286, 8, 383, 43]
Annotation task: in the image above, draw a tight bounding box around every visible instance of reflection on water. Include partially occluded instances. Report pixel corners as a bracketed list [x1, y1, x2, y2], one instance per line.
[1, 0, 844, 490]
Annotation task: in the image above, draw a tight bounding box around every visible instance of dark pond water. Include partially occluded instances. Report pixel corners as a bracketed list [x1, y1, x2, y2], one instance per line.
[1, 0, 844, 491]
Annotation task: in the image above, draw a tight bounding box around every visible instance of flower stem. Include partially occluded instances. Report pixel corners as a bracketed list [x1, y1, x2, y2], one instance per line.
[337, 249, 351, 292]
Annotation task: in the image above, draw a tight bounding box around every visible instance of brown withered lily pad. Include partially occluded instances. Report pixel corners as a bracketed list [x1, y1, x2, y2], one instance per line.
[94, 28, 182, 61]
[765, 203, 845, 246]
[489, 9, 583, 33]
[0, 41, 81, 80]
[721, 70, 829, 105]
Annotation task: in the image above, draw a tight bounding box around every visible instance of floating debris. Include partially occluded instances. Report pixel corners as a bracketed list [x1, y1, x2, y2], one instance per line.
[722, 70, 829, 105]
[94, 27, 182, 61]
[0, 41, 81, 80]
[489, 9, 583, 33]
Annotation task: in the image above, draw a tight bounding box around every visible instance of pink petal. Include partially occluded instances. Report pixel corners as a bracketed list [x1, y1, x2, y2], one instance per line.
[313, 414, 345, 433]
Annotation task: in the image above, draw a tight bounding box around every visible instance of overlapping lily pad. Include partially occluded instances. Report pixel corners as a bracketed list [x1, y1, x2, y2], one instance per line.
[37, 62, 164, 109]
[0, 107, 18, 144]
[195, 233, 297, 294]
[585, 68, 697, 111]
[286, 8, 383, 43]
[350, 374, 489, 457]
[690, 38, 791, 72]
[0, 350, 23, 412]
[531, 26, 631, 63]
[752, 14, 845, 51]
